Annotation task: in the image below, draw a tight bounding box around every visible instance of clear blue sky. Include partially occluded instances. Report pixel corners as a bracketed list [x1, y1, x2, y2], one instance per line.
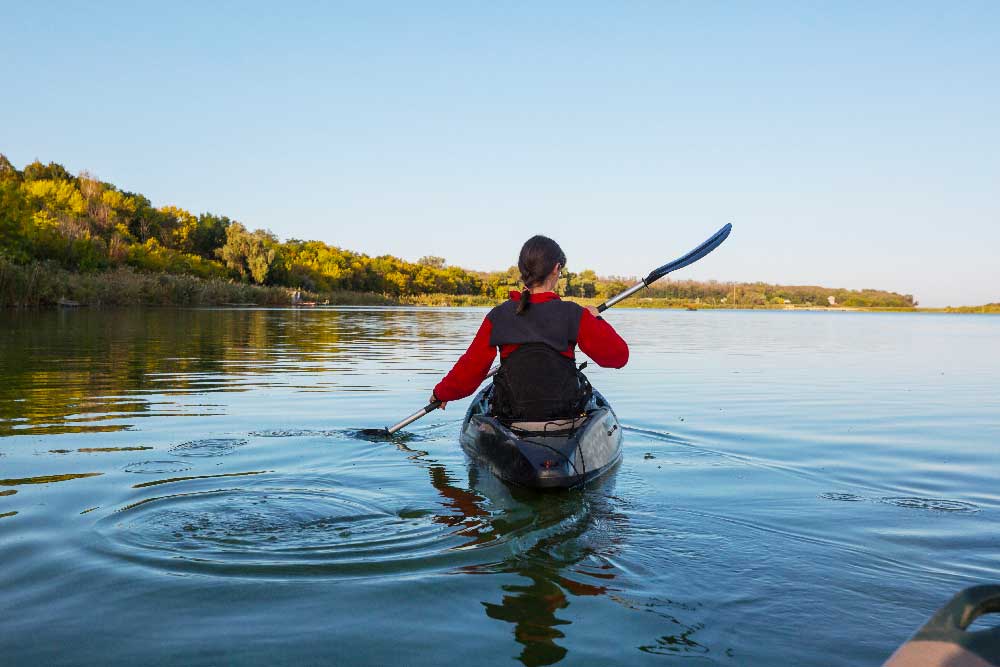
[3, 2, 997, 306]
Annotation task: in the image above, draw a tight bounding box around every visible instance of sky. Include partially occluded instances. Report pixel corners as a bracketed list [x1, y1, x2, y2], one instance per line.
[3, 1, 997, 307]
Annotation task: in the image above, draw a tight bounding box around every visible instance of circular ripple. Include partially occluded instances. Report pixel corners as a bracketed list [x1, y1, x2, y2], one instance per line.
[91, 486, 474, 578]
[880, 497, 980, 513]
[820, 492, 866, 503]
[169, 438, 248, 457]
[123, 460, 193, 474]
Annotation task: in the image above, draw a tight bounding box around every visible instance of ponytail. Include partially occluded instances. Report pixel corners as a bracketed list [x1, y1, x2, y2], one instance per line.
[515, 235, 566, 317]
[516, 288, 531, 315]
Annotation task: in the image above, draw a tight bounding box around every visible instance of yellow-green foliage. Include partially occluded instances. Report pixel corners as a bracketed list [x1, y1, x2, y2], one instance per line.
[23, 179, 87, 217]
[639, 279, 917, 308]
[126, 239, 228, 279]
[0, 153, 922, 309]
[943, 303, 1000, 314]
[279, 240, 487, 296]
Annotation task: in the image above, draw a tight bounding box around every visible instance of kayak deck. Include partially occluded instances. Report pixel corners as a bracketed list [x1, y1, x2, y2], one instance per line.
[459, 385, 623, 489]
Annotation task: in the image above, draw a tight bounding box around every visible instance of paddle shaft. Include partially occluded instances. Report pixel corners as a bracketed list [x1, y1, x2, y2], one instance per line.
[597, 281, 647, 311]
[384, 222, 733, 434]
[386, 365, 499, 434]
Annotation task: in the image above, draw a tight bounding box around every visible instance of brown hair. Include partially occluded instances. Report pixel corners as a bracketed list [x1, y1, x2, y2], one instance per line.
[516, 235, 566, 315]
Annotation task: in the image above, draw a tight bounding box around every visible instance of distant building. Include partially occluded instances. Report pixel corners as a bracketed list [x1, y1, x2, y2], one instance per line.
[828, 295, 836, 306]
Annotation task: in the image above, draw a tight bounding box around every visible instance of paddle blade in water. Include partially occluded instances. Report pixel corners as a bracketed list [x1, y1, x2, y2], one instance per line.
[357, 427, 392, 439]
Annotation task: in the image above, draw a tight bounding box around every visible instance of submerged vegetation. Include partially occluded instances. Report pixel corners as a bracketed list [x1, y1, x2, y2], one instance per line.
[0, 154, 934, 309]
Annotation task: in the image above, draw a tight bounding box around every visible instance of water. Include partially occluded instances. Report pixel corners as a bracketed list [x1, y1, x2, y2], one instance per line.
[1, 307, 998, 665]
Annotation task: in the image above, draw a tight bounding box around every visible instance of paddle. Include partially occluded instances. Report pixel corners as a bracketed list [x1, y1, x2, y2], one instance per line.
[597, 221, 733, 311]
[370, 222, 733, 436]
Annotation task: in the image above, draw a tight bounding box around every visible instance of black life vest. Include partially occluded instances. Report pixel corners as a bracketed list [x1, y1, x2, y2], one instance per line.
[487, 298, 592, 422]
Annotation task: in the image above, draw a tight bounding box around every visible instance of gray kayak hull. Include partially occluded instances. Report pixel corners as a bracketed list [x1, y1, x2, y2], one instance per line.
[459, 385, 623, 489]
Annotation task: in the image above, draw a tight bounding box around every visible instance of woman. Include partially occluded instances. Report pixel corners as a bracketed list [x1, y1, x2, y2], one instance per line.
[431, 235, 628, 422]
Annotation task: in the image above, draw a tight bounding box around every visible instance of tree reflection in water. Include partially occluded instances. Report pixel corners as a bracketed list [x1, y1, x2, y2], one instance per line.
[403, 431, 628, 666]
[392, 436, 711, 665]
[464, 468, 625, 667]
[0, 307, 462, 436]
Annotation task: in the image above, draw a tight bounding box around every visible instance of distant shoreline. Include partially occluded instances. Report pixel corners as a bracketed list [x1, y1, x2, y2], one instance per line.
[2, 263, 995, 314]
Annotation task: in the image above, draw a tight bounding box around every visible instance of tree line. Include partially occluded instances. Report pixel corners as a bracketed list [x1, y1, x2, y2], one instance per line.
[0, 155, 915, 307]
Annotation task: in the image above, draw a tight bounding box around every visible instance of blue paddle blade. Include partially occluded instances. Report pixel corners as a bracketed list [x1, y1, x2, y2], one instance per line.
[644, 222, 732, 285]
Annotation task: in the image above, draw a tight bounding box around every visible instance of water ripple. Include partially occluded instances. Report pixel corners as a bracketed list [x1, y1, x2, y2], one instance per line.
[169, 438, 248, 457]
[91, 483, 481, 579]
[820, 492, 866, 502]
[819, 492, 981, 513]
[123, 461, 193, 474]
[879, 497, 981, 513]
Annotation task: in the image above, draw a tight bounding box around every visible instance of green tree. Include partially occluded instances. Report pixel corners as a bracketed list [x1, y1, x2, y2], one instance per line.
[191, 214, 230, 258]
[577, 269, 597, 298]
[598, 279, 630, 299]
[217, 223, 278, 284]
[418, 255, 446, 269]
[164, 207, 228, 257]
[0, 154, 21, 183]
[558, 270, 581, 297]
[0, 181, 31, 260]
[22, 160, 74, 182]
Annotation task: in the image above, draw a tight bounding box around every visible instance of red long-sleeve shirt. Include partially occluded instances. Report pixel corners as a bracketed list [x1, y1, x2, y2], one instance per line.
[433, 291, 629, 402]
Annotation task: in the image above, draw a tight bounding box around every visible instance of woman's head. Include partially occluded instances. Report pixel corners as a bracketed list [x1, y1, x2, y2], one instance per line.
[516, 235, 566, 315]
[518, 235, 566, 289]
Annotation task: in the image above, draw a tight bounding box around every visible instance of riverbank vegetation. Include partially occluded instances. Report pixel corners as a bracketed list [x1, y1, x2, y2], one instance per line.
[939, 303, 1000, 314]
[0, 154, 949, 310]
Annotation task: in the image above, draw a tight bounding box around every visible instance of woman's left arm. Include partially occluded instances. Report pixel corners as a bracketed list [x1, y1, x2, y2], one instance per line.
[432, 317, 497, 404]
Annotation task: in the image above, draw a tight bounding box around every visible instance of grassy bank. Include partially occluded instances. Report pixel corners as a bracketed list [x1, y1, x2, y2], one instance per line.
[938, 303, 1000, 314]
[0, 259, 398, 307]
[3, 259, 996, 313]
[405, 294, 1000, 314]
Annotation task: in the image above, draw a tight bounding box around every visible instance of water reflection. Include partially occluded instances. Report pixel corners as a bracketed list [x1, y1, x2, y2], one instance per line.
[428, 458, 711, 664]
[400, 431, 630, 666]
[131, 470, 269, 488]
[466, 470, 627, 666]
[0, 472, 102, 486]
[50, 446, 153, 454]
[0, 308, 472, 436]
[122, 460, 192, 474]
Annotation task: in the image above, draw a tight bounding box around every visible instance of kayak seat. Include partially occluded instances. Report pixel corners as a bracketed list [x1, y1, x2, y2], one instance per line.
[508, 415, 588, 434]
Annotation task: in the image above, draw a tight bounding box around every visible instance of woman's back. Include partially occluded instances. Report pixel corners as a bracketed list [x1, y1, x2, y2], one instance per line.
[431, 236, 627, 420]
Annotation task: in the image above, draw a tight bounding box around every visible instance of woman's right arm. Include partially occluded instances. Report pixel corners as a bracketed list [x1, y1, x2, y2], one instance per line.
[432, 317, 497, 402]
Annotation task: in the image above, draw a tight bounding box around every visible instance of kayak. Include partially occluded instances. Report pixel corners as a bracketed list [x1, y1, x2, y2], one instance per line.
[884, 585, 1000, 667]
[459, 384, 623, 489]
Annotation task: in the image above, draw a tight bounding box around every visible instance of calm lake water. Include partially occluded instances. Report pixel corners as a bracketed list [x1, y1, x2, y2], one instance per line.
[1, 307, 998, 665]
